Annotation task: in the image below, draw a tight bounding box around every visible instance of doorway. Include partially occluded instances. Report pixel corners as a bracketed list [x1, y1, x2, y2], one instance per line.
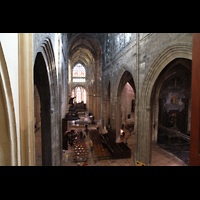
[34, 52, 52, 166]
[150, 58, 192, 165]
[116, 70, 136, 142]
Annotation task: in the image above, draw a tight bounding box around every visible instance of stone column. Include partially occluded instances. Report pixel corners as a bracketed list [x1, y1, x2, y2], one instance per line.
[18, 33, 34, 166]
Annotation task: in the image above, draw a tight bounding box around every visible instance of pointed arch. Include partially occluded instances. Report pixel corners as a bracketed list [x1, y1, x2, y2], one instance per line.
[34, 36, 61, 166]
[112, 64, 136, 102]
[0, 42, 18, 165]
[137, 44, 192, 165]
[110, 64, 136, 139]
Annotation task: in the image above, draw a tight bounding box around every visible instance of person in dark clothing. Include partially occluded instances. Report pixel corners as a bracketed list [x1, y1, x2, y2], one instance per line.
[80, 131, 83, 139]
[123, 131, 125, 139]
[85, 124, 88, 135]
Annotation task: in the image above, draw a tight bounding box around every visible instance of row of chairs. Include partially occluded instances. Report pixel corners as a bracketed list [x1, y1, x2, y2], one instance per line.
[73, 140, 89, 162]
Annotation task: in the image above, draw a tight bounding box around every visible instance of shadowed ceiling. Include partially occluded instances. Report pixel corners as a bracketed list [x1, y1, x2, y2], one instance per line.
[68, 33, 103, 67]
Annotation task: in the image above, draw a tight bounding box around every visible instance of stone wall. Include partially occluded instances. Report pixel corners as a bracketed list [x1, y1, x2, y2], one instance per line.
[33, 33, 68, 166]
[101, 33, 193, 165]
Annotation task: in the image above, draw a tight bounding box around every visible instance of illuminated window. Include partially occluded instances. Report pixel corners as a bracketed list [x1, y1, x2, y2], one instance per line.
[83, 89, 86, 103]
[73, 78, 85, 82]
[125, 33, 132, 45]
[114, 33, 132, 53]
[72, 63, 86, 82]
[77, 87, 81, 103]
[106, 33, 111, 62]
[73, 87, 87, 103]
[72, 89, 74, 98]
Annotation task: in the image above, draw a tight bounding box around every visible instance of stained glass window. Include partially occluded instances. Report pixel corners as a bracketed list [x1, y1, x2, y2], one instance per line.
[73, 63, 85, 77]
[125, 33, 132, 45]
[77, 87, 81, 103]
[72, 87, 87, 103]
[106, 33, 133, 63]
[73, 78, 85, 82]
[118, 33, 124, 52]
[72, 63, 86, 82]
[83, 89, 86, 103]
[115, 33, 132, 53]
[106, 33, 111, 62]
[72, 89, 74, 97]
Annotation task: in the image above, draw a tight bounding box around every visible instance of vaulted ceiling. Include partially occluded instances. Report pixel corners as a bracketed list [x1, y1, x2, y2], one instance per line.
[68, 33, 104, 67]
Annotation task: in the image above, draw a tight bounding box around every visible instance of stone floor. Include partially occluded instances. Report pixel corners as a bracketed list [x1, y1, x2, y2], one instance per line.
[151, 142, 188, 166]
[35, 112, 188, 166]
[62, 117, 188, 166]
[35, 128, 42, 166]
[62, 128, 135, 166]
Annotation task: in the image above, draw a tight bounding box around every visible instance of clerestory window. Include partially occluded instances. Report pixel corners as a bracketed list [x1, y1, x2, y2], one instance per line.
[106, 33, 111, 63]
[115, 33, 132, 53]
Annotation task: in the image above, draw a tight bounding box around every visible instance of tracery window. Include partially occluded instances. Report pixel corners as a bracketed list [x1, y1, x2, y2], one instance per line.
[106, 33, 111, 62]
[116, 33, 132, 53]
[106, 33, 133, 63]
[72, 63, 86, 82]
[77, 87, 81, 103]
[72, 87, 87, 103]
[125, 33, 132, 45]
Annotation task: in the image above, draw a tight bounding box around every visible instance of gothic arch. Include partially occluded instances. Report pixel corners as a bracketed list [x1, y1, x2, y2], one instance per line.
[34, 37, 59, 166]
[141, 44, 192, 107]
[34, 37, 57, 91]
[0, 42, 18, 165]
[34, 36, 58, 112]
[111, 64, 136, 138]
[137, 44, 192, 165]
[113, 64, 127, 97]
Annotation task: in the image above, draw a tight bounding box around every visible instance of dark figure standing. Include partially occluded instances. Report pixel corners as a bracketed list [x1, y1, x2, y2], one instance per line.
[80, 131, 83, 139]
[123, 131, 125, 139]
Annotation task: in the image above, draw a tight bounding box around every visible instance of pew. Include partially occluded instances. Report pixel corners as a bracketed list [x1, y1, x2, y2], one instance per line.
[117, 142, 131, 158]
[109, 143, 123, 159]
[90, 129, 131, 160]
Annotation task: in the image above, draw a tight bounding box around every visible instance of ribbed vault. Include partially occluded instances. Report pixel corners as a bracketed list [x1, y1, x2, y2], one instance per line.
[68, 33, 102, 120]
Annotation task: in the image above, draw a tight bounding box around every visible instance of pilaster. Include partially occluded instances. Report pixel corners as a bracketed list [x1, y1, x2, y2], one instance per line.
[18, 33, 34, 166]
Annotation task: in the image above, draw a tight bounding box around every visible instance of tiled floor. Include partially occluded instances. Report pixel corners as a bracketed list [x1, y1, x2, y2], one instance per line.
[62, 129, 135, 166]
[62, 123, 188, 166]
[35, 128, 42, 166]
[151, 142, 188, 166]
[35, 113, 188, 166]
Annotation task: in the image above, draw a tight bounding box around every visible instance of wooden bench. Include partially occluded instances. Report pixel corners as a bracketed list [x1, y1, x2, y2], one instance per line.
[117, 142, 131, 158]
[109, 143, 123, 159]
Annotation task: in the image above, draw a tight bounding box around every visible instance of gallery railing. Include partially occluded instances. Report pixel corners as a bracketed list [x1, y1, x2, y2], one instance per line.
[157, 125, 190, 164]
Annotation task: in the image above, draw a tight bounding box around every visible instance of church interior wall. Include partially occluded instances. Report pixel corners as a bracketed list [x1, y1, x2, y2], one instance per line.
[33, 33, 68, 166]
[0, 33, 195, 166]
[102, 33, 193, 165]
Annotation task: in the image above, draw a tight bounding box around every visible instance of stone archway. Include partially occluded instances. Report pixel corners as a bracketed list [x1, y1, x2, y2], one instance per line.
[137, 44, 192, 166]
[112, 66, 136, 141]
[34, 36, 62, 166]
[150, 58, 192, 165]
[34, 52, 52, 166]
[0, 43, 17, 166]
